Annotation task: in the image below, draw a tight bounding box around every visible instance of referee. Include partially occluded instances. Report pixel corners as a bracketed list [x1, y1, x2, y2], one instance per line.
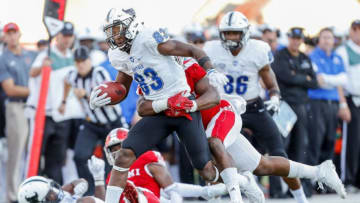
[59, 46, 128, 195]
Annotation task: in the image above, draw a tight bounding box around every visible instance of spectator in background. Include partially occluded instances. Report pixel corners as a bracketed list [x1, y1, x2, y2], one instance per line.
[0, 23, 6, 140]
[0, 24, 5, 55]
[0, 22, 6, 200]
[332, 27, 346, 49]
[0, 22, 37, 203]
[204, 25, 220, 41]
[261, 25, 278, 54]
[36, 39, 48, 52]
[303, 36, 317, 55]
[336, 19, 360, 192]
[272, 28, 318, 197]
[272, 27, 318, 166]
[60, 46, 128, 195]
[249, 25, 263, 40]
[307, 28, 350, 169]
[96, 31, 109, 55]
[186, 30, 206, 49]
[28, 22, 84, 185]
[77, 27, 107, 66]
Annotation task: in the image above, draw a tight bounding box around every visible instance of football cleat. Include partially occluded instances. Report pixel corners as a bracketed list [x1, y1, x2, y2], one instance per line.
[316, 160, 346, 199]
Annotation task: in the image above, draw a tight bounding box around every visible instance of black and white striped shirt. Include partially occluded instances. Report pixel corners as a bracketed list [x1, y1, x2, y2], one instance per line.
[66, 66, 125, 125]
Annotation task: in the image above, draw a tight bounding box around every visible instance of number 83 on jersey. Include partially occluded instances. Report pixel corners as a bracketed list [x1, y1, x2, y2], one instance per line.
[134, 68, 164, 95]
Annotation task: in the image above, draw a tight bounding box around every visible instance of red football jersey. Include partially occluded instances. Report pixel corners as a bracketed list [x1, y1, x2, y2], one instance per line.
[182, 59, 231, 129]
[106, 150, 165, 198]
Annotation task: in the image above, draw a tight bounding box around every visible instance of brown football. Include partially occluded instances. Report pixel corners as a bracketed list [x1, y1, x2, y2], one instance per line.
[98, 81, 127, 105]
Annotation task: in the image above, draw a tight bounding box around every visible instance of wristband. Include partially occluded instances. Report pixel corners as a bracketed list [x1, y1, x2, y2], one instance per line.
[152, 99, 168, 113]
[206, 68, 215, 74]
[212, 166, 220, 183]
[340, 102, 348, 109]
[268, 89, 280, 97]
[189, 101, 198, 112]
[198, 56, 211, 68]
[95, 180, 105, 186]
[62, 100, 66, 104]
[113, 165, 129, 172]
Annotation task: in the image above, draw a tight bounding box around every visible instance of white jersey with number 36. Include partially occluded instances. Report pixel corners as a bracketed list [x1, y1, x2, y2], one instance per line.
[108, 27, 190, 101]
[203, 39, 273, 100]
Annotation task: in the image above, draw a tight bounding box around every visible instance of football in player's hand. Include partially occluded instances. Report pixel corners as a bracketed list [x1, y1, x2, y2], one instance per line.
[98, 82, 127, 105]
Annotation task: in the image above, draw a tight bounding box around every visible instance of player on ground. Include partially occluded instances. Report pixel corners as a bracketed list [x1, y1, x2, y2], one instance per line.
[17, 176, 103, 203]
[103, 128, 231, 203]
[137, 57, 347, 202]
[202, 11, 346, 201]
[89, 8, 246, 203]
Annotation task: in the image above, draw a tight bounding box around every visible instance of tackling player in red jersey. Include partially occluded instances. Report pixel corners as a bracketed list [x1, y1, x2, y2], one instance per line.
[103, 128, 230, 203]
[137, 58, 347, 201]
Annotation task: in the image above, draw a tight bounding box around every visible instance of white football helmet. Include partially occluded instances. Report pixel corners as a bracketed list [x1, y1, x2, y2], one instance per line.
[104, 128, 129, 165]
[103, 8, 143, 52]
[18, 176, 64, 203]
[219, 11, 250, 50]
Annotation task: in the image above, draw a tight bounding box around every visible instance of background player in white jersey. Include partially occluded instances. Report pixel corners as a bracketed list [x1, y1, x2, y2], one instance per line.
[203, 11, 345, 202]
[88, 8, 247, 203]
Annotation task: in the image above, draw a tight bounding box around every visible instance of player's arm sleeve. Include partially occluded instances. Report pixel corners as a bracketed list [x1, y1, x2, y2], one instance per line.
[144, 28, 170, 55]
[108, 48, 133, 76]
[108, 49, 133, 94]
[186, 61, 207, 84]
[254, 42, 274, 70]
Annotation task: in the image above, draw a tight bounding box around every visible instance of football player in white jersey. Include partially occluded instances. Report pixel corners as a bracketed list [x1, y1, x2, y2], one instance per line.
[88, 8, 248, 203]
[17, 176, 104, 203]
[203, 11, 346, 202]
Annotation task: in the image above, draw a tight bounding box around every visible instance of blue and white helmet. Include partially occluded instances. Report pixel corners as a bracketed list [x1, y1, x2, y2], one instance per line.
[103, 8, 143, 52]
[219, 11, 250, 50]
[18, 176, 64, 203]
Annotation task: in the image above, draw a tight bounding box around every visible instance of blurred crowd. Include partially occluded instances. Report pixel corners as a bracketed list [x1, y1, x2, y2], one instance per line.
[0, 16, 360, 203]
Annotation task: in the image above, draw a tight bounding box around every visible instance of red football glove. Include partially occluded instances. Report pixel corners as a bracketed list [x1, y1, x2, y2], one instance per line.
[121, 181, 139, 203]
[167, 91, 194, 111]
[165, 108, 193, 120]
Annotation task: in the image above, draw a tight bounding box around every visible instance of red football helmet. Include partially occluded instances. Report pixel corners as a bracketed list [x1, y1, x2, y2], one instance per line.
[104, 128, 129, 165]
